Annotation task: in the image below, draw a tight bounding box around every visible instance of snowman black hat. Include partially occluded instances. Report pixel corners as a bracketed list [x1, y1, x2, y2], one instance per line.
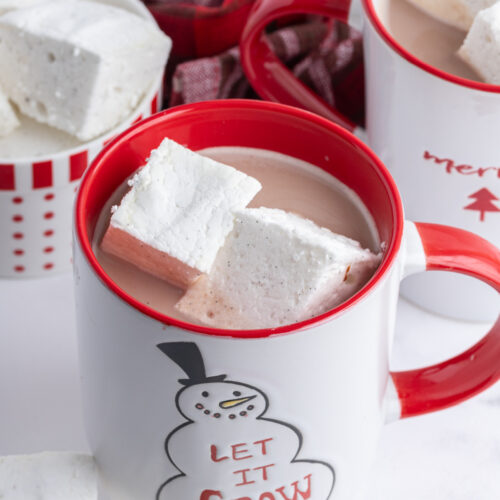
[157, 342, 227, 386]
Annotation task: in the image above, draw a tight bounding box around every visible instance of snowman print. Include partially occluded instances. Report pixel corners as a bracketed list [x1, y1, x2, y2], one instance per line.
[156, 342, 335, 500]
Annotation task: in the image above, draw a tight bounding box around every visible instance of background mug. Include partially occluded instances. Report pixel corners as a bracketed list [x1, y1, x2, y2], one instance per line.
[240, 0, 500, 322]
[0, 0, 165, 278]
[74, 100, 500, 500]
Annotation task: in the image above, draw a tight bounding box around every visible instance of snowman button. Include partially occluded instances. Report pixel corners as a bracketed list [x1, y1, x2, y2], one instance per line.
[202, 391, 209, 397]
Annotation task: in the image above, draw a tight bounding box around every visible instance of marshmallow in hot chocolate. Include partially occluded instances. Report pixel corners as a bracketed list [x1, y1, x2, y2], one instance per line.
[406, 0, 497, 30]
[458, 2, 500, 83]
[101, 138, 262, 289]
[0, 86, 19, 137]
[0, 452, 96, 500]
[0, 0, 171, 141]
[176, 207, 381, 329]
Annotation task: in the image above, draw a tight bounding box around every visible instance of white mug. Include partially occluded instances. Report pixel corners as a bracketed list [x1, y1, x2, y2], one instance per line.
[74, 100, 500, 500]
[240, 0, 500, 322]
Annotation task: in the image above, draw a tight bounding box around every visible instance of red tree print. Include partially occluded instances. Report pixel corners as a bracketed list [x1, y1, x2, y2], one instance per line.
[464, 188, 500, 221]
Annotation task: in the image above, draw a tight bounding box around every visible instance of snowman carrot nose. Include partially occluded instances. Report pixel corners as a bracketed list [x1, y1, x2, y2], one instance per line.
[219, 395, 256, 409]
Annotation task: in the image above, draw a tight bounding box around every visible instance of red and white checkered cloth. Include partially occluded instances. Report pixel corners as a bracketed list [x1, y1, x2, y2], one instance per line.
[145, 0, 365, 126]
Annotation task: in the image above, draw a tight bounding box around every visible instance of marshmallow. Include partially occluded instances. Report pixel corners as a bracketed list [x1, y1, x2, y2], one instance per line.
[0, 0, 47, 15]
[176, 207, 381, 329]
[406, 0, 498, 30]
[458, 3, 500, 82]
[0, 86, 19, 137]
[0, 0, 171, 141]
[0, 452, 96, 500]
[101, 139, 262, 289]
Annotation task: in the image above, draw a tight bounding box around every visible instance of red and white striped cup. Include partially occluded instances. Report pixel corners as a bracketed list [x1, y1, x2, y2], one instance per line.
[0, 0, 164, 278]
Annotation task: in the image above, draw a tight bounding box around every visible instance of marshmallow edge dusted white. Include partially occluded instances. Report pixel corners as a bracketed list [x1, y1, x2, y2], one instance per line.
[176, 207, 382, 330]
[458, 2, 500, 83]
[0, 0, 47, 15]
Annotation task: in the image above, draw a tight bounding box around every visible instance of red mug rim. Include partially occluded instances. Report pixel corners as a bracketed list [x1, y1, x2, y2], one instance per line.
[362, 0, 500, 94]
[75, 99, 404, 339]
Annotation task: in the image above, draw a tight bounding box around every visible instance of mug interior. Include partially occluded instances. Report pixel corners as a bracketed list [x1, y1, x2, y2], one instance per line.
[75, 100, 404, 337]
[364, 0, 500, 93]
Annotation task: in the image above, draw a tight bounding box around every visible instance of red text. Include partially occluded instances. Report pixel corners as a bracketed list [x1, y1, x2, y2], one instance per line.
[210, 438, 274, 464]
[201, 491, 223, 500]
[233, 464, 276, 486]
[200, 473, 313, 500]
[423, 151, 500, 179]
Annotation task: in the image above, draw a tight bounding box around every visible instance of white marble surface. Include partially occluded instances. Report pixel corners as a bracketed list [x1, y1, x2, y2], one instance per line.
[0, 272, 498, 498]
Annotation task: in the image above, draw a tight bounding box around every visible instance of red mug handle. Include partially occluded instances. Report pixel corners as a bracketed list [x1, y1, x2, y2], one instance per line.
[240, 0, 357, 131]
[390, 222, 500, 420]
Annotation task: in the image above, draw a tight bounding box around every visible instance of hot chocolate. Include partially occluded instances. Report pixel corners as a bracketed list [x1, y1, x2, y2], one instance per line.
[94, 146, 380, 327]
[379, 0, 481, 82]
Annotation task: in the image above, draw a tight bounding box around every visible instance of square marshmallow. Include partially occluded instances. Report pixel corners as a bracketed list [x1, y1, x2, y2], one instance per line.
[0, 452, 96, 500]
[0, 86, 19, 137]
[176, 207, 381, 329]
[101, 138, 262, 288]
[459, 2, 500, 83]
[0, 0, 171, 141]
[407, 0, 498, 30]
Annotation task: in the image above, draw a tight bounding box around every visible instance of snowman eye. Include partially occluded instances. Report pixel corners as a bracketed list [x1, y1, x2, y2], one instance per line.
[233, 391, 242, 397]
[202, 391, 209, 398]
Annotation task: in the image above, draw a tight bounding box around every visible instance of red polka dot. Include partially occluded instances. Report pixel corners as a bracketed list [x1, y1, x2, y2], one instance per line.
[43, 246, 54, 253]
[44, 193, 55, 201]
[43, 229, 54, 237]
[12, 196, 23, 204]
[13, 249, 24, 256]
[14, 265, 25, 272]
[12, 214, 23, 223]
[43, 263, 54, 270]
[44, 212, 54, 219]
[13, 232, 24, 239]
